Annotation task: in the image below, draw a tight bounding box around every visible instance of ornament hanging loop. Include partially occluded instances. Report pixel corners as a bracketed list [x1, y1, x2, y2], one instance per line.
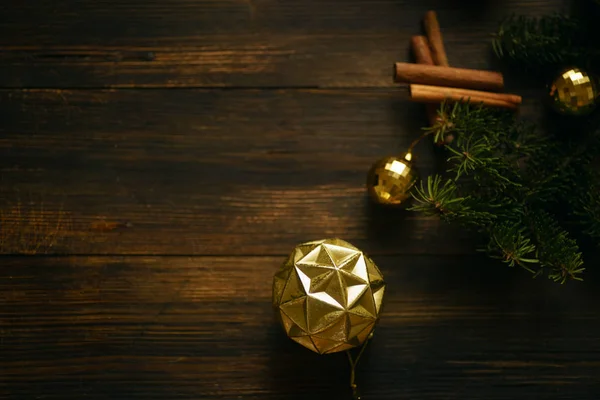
[407, 129, 433, 153]
[346, 332, 373, 400]
[351, 384, 360, 400]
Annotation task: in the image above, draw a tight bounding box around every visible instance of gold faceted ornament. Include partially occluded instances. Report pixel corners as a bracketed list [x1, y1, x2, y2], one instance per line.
[273, 238, 385, 355]
[549, 67, 599, 116]
[367, 152, 419, 206]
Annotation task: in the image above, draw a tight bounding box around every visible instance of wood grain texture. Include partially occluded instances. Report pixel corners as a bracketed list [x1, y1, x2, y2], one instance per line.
[0, 0, 565, 88]
[3, 1, 598, 399]
[2, 255, 599, 399]
[3, 87, 537, 256]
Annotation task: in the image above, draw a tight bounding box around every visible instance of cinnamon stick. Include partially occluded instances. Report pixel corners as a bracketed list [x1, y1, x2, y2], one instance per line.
[425, 86, 521, 104]
[411, 36, 435, 65]
[423, 11, 449, 67]
[394, 62, 504, 91]
[411, 36, 439, 126]
[410, 84, 519, 110]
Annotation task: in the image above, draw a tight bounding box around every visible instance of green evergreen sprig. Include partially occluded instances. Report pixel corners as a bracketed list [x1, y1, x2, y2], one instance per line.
[571, 170, 600, 240]
[409, 3, 600, 283]
[492, 14, 585, 69]
[486, 223, 539, 272]
[410, 175, 496, 226]
[530, 210, 585, 283]
[492, 1, 600, 72]
[409, 102, 593, 283]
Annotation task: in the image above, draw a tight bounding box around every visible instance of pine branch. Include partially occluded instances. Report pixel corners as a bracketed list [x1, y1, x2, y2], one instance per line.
[426, 102, 510, 145]
[409, 7, 600, 284]
[529, 122, 600, 205]
[430, 102, 523, 191]
[409, 175, 495, 227]
[448, 140, 521, 190]
[409, 101, 591, 283]
[571, 169, 600, 241]
[498, 120, 549, 167]
[486, 222, 540, 273]
[577, 189, 600, 240]
[529, 210, 585, 283]
[492, 14, 590, 70]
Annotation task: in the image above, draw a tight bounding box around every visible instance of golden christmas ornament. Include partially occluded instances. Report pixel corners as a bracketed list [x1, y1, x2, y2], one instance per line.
[273, 238, 385, 355]
[367, 152, 418, 206]
[549, 67, 598, 116]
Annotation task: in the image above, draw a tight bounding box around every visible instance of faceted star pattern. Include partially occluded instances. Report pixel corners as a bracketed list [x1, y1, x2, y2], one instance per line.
[549, 67, 598, 116]
[367, 153, 418, 206]
[273, 238, 385, 354]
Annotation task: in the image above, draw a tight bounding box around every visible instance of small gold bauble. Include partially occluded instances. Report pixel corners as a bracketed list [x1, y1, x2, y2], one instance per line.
[272, 238, 385, 355]
[367, 152, 418, 206]
[549, 67, 599, 116]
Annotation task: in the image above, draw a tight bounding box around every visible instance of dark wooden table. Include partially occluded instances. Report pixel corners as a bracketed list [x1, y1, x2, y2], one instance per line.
[2, 1, 600, 399]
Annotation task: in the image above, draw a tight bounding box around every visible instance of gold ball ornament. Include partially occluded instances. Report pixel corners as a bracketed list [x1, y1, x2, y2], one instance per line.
[367, 152, 418, 206]
[549, 67, 599, 116]
[272, 238, 385, 354]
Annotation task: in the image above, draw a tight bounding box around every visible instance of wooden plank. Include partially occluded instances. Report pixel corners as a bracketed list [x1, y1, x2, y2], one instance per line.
[2, 255, 599, 399]
[4, 87, 535, 256]
[0, 0, 563, 88]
